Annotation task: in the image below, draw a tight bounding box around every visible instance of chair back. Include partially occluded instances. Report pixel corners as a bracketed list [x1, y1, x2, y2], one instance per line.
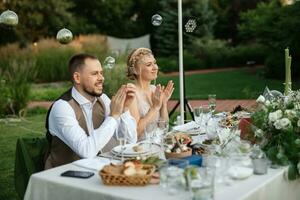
[14, 137, 48, 199]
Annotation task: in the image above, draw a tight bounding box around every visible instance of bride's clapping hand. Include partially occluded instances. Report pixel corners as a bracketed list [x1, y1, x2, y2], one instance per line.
[152, 84, 163, 110]
[162, 80, 174, 104]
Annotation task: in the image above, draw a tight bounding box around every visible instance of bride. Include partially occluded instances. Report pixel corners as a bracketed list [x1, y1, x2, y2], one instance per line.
[126, 47, 174, 139]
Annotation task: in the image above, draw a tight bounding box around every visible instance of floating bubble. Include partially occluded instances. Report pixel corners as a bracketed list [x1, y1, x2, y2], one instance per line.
[151, 14, 162, 26]
[185, 19, 197, 33]
[104, 56, 116, 69]
[0, 10, 18, 26]
[56, 28, 73, 44]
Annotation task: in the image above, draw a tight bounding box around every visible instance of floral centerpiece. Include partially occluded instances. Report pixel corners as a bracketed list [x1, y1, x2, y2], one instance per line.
[252, 90, 300, 180]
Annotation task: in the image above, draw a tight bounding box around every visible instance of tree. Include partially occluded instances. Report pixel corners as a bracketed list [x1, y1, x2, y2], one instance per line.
[1, 0, 74, 45]
[152, 0, 217, 57]
[70, 0, 158, 38]
[211, 0, 268, 45]
[238, 0, 300, 79]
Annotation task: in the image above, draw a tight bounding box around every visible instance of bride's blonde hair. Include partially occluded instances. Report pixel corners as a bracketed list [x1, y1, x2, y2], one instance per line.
[127, 47, 153, 80]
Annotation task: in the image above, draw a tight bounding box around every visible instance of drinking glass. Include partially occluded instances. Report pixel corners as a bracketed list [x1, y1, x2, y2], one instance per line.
[157, 120, 169, 135]
[208, 94, 217, 114]
[195, 105, 211, 134]
[116, 126, 127, 162]
[145, 123, 157, 151]
[194, 107, 203, 126]
[188, 167, 215, 200]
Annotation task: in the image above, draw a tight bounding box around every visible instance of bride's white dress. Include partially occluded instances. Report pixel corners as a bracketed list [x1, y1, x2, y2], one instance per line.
[135, 85, 160, 132]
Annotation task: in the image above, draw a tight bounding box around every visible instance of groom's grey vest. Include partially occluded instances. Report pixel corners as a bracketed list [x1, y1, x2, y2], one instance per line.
[44, 89, 117, 169]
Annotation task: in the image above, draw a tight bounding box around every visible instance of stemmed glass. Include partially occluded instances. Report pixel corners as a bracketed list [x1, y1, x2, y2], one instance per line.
[208, 94, 217, 115]
[145, 123, 157, 151]
[194, 105, 211, 134]
[116, 125, 127, 162]
[157, 120, 169, 150]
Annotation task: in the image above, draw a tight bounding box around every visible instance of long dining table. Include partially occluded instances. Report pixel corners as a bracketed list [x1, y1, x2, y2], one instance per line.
[24, 156, 300, 200]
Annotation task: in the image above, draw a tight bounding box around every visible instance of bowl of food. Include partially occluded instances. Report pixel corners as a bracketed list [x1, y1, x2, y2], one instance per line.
[164, 132, 192, 159]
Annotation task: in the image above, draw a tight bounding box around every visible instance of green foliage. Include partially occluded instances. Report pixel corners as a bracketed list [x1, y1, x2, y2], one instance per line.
[252, 90, 300, 179]
[238, 1, 300, 79]
[156, 68, 300, 100]
[152, 0, 217, 57]
[0, 76, 10, 117]
[211, 0, 266, 43]
[29, 82, 72, 101]
[157, 57, 178, 73]
[34, 48, 76, 82]
[70, 0, 158, 38]
[4, 59, 36, 116]
[0, 114, 46, 200]
[103, 63, 128, 98]
[1, 0, 74, 44]
[189, 38, 268, 68]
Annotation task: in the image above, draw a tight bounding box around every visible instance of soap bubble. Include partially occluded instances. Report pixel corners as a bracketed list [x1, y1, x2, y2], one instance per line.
[0, 10, 18, 26]
[104, 56, 116, 69]
[151, 14, 162, 26]
[56, 28, 73, 44]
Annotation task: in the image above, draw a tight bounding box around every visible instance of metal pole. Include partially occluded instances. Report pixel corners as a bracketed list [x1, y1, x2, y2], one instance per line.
[178, 0, 184, 124]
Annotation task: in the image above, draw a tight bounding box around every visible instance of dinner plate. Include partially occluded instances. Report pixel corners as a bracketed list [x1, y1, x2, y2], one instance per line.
[111, 142, 160, 156]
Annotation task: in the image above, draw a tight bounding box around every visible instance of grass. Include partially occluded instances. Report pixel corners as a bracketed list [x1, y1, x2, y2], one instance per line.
[29, 81, 72, 101]
[29, 68, 300, 101]
[156, 68, 300, 99]
[0, 113, 46, 200]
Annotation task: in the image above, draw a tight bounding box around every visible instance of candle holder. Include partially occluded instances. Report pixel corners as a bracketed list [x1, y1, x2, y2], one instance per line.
[252, 158, 268, 175]
[250, 145, 269, 175]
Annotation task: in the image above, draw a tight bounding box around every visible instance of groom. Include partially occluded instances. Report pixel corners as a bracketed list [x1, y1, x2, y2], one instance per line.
[44, 53, 137, 169]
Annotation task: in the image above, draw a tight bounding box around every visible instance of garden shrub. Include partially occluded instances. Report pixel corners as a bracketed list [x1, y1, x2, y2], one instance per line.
[157, 57, 178, 73]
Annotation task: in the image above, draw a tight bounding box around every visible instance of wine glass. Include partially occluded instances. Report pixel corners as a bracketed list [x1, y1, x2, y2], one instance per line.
[157, 120, 169, 150]
[145, 123, 157, 151]
[194, 107, 203, 126]
[116, 126, 127, 162]
[195, 105, 211, 134]
[157, 120, 169, 135]
[208, 94, 217, 115]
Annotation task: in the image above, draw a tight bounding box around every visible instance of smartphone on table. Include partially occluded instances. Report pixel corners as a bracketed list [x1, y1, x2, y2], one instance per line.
[61, 170, 94, 179]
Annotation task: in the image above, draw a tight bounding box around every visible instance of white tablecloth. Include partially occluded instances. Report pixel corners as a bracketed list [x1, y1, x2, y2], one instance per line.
[24, 160, 300, 200]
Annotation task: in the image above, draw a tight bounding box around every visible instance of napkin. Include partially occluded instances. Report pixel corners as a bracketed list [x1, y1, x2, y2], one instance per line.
[173, 121, 199, 132]
[72, 158, 110, 171]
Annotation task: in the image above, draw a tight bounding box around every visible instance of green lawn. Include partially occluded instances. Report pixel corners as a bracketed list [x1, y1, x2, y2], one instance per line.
[30, 68, 300, 101]
[0, 114, 46, 200]
[157, 68, 300, 99]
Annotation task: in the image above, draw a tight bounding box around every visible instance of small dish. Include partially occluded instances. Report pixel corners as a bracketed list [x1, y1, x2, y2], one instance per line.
[165, 147, 192, 159]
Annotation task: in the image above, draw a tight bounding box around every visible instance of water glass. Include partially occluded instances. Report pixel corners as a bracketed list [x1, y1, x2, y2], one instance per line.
[189, 167, 215, 200]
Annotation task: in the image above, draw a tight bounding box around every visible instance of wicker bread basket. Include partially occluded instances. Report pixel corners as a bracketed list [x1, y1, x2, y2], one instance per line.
[99, 164, 155, 186]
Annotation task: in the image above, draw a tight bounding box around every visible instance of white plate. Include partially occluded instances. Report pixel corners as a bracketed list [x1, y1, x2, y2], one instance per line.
[228, 166, 253, 180]
[111, 143, 151, 156]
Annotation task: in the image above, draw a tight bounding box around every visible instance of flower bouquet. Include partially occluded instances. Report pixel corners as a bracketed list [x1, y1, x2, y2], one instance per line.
[252, 90, 300, 180]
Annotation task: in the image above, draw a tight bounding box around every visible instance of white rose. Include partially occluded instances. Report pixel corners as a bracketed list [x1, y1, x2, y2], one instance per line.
[265, 100, 271, 106]
[296, 92, 300, 101]
[285, 110, 297, 119]
[256, 95, 265, 104]
[274, 118, 291, 130]
[269, 110, 283, 122]
[294, 103, 300, 110]
[274, 120, 282, 129]
[254, 129, 264, 137]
